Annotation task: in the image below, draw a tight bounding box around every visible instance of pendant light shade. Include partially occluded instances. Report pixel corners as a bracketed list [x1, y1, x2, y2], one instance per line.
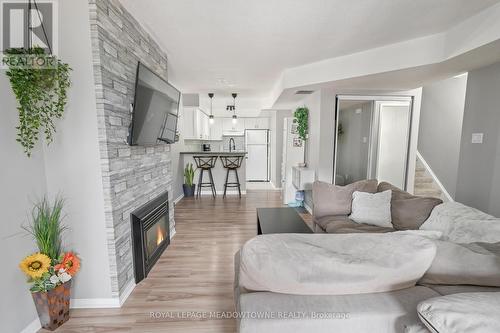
[231, 93, 238, 123]
[208, 93, 214, 125]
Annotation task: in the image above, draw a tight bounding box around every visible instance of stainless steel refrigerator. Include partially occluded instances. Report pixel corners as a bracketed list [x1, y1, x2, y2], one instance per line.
[245, 129, 269, 181]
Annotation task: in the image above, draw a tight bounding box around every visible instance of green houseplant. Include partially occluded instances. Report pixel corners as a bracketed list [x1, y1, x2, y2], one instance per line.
[4, 47, 71, 156]
[183, 163, 196, 197]
[19, 197, 81, 331]
[294, 106, 309, 165]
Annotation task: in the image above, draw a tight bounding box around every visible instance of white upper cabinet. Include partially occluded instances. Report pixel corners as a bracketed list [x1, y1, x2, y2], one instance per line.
[210, 119, 223, 140]
[244, 117, 269, 129]
[182, 107, 197, 139]
[222, 118, 245, 132]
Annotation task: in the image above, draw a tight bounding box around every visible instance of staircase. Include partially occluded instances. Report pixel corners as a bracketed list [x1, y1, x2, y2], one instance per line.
[414, 158, 443, 199]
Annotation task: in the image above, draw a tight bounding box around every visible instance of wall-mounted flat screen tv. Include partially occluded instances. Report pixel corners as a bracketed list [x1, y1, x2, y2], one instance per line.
[128, 62, 180, 145]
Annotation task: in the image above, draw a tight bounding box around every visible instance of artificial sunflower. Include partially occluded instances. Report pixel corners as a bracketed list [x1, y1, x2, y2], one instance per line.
[19, 253, 51, 279]
[55, 252, 80, 276]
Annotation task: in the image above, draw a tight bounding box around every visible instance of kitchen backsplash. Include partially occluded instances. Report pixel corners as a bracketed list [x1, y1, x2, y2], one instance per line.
[223, 136, 246, 151]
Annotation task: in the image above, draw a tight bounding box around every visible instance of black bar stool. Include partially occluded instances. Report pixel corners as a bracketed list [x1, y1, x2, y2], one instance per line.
[220, 155, 244, 198]
[193, 155, 218, 198]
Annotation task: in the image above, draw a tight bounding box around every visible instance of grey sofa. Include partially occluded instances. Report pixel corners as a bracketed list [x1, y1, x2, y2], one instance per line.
[312, 180, 443, 234]
[234, 251, 499, 333]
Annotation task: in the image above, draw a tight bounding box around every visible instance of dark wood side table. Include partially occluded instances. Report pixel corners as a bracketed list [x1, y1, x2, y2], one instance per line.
[257, 207, 313, 234]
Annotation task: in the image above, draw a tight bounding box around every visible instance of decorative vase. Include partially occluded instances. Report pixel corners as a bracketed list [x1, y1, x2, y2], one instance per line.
[183, 184, 196, 197]
[31, 281, 71, 331]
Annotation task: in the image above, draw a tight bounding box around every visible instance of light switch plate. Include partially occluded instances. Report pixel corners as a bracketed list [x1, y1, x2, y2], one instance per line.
[472, 133, 484, 144]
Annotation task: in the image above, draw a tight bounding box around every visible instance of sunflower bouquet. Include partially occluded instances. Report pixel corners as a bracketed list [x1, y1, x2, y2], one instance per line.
[19, 197, 81, 292]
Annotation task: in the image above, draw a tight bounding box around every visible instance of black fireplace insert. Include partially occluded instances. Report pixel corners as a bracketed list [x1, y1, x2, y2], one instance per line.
[131, 191, 170, 283]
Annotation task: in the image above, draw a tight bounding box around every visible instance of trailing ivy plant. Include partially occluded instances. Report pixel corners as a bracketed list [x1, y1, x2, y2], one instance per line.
[293, 106, 309, 141]
[4, 47, 71, 156]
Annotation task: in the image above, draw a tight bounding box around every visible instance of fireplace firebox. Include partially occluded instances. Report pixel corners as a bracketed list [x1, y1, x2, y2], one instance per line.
[131, 191, 170, 283]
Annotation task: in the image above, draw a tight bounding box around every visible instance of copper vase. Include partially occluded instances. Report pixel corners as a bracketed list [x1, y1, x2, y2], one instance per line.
[31, 280, 71, 331]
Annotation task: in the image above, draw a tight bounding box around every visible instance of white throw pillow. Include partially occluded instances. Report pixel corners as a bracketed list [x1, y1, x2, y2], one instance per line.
[349, 190, 392, 228]
[417, 292, 500, 333]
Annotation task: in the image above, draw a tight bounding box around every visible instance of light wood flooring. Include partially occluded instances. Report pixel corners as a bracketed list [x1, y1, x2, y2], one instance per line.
[40, 190, 312, 333]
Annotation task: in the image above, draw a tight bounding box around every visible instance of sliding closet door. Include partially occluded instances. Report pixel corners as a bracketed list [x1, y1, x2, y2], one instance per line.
[375, 102, 411, 189]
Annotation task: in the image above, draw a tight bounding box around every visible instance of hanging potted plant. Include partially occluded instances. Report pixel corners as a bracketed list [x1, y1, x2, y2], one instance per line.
[19, 197, 80, 331]
[4, 46, 71, 157]
[183, 163, 196, 197]
[294, 106, 309, 166]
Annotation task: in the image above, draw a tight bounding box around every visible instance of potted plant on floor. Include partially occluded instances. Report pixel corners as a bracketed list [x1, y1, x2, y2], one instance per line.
[19, 197, 80, 331]
[183, 163, 196, 197]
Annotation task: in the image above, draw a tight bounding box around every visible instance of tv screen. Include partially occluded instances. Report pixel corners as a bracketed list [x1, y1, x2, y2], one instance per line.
[128, 63, 180, 145]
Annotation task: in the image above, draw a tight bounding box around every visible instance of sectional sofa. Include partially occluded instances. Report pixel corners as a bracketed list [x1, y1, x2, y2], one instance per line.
[234, 180, 500, 333]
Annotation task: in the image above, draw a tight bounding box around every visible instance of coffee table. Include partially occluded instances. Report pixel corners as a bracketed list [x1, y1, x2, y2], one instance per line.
[256, 207, 313, 235]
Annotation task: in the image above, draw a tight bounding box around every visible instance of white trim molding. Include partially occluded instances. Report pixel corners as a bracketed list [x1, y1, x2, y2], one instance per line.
[70, 297, 120, 309]
[416, 151, 454, 202]
[70, 280, 136, 309]
[20, 318, 41, 333]
[173, 194, 184, 204]
[304, 202, 313, 215]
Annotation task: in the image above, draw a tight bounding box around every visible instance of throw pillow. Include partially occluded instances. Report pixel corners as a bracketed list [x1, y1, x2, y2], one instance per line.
[417, 292, 500, 333]
[312, 180, 378, 218]
[378, 182, 442, 230]
[349, 190, 392, 227]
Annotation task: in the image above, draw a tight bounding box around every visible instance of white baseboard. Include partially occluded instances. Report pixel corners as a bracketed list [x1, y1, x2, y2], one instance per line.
[70, 297, 120, 309]
[304, 203, 313, 215]
[20, 318, 41, 333]
[173, 194, 184, 204]
[199, 190, 247, 195]
[70, 279, 136, 309]
[416, 151, 454, 202]
[270, 181, 282, 190]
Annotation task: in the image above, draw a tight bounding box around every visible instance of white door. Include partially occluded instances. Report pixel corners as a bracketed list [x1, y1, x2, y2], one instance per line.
[246, 130, 269, 181]
[376, 102, 411, 189]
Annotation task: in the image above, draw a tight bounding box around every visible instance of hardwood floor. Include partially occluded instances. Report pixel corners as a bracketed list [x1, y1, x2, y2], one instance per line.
[40, 190, 311, 333]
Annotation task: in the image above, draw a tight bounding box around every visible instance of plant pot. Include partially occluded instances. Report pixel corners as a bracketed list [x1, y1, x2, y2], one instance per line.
[183, 184, 196, 197]
[31, 281, 71, 331]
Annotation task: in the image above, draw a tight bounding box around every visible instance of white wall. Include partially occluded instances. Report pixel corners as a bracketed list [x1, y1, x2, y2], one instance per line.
[0, 76, 48, 333]
[41, 0, 112, 300]
[456, 61, 500, 216]
[418, 75, 468, 198]
[0, 1, 117, 331]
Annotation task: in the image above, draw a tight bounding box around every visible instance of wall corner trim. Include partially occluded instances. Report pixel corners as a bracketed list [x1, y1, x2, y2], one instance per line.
[20, 318, 41, 333]
[416, 151, 454, 202]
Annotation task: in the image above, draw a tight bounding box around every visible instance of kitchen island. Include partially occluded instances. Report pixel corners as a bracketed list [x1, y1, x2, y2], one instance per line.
[180, 151, 247, 195]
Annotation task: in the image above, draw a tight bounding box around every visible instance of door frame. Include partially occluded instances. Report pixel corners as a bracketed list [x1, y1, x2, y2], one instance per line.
[333, 95, 414, 190]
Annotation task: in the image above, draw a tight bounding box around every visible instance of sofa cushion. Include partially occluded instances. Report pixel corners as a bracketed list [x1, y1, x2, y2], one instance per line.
[315, 215, 393, 234]
[350, 190, 393, 227]
[378, 182, 442, 230]
[313, 180, 378, 218]
[417, 292, 500, 333]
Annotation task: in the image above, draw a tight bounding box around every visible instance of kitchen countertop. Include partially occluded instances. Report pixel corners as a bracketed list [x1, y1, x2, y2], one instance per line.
[179, 151, 247, 155]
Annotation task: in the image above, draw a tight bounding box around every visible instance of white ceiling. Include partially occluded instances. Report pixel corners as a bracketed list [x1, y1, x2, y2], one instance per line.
[120, 0, 499, 101]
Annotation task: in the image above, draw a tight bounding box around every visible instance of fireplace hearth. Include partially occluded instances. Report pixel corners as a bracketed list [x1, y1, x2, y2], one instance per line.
[131, 191, 170, 283]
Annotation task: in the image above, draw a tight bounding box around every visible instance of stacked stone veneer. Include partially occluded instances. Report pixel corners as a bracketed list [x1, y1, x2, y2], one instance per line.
[89, 0, 175, 298]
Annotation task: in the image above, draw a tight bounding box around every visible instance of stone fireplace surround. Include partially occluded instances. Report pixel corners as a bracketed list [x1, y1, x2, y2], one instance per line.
[89, 0, 175, 300]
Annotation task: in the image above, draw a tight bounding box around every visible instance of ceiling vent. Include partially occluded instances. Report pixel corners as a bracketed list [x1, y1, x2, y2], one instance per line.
[295, 90, 314, 95]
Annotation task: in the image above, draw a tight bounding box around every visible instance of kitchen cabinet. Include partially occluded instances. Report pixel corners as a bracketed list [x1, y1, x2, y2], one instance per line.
[210, 118, 223, 140]
[182, 107, 211, 140]
[223, 118, 245, 132]
[245, 117, 269, 129]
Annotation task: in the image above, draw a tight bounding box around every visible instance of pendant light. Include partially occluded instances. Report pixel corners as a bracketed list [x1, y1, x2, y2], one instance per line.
[208, 93, 214, 125]
[231, 93, 238, 124]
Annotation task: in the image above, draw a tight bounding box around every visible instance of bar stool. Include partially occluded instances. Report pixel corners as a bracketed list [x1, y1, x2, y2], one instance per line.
[220, 155, 244, 198]
[193, 155, 218, 198]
